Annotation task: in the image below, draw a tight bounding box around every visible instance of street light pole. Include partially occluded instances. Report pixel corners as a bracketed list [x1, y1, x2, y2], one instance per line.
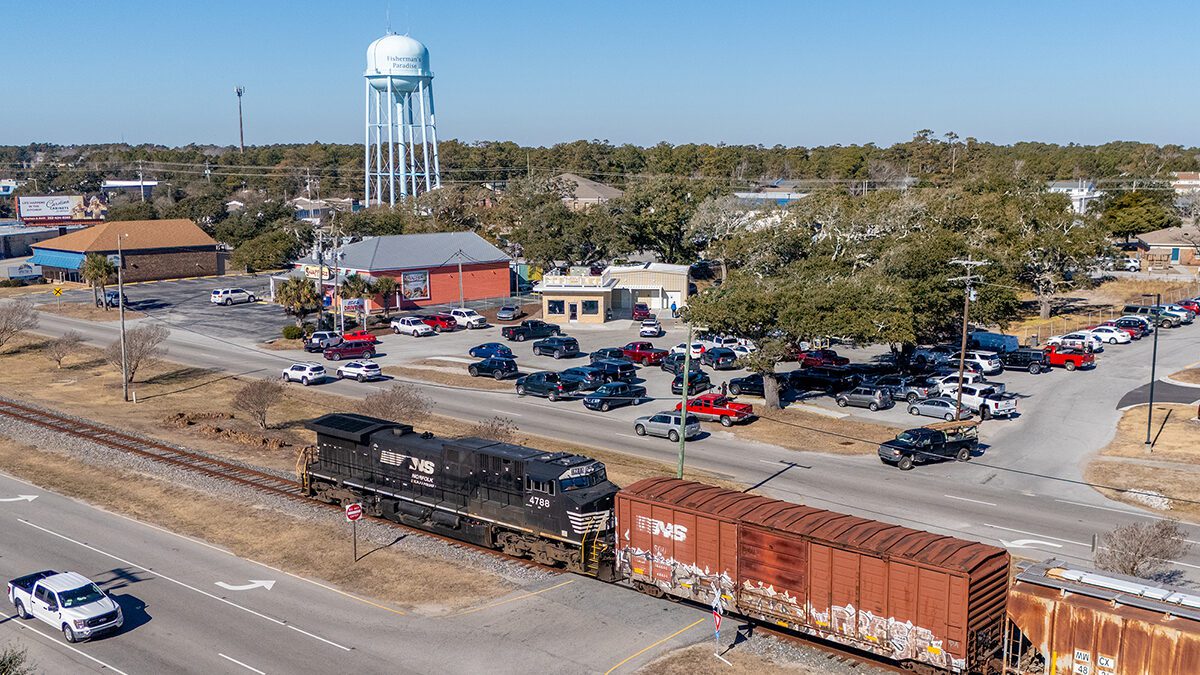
[676, 323, 695, 479]
[1144, 292, 1160, 449]
[117, 234, 129, 402]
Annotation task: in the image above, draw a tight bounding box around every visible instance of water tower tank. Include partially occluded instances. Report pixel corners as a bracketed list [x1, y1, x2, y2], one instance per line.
[365, 34, 431, 94]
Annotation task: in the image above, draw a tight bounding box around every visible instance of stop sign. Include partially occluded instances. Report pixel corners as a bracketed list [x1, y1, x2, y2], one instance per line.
[345, 503, 363, 522]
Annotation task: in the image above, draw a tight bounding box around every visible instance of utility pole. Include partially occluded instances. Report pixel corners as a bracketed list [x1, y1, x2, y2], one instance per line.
[948, 258, 989, 417]
[676, 323, 696, 479]
[457, 250, 465, 308]
[235, 86, 246, 154]
[137, 161, 145, 202]
[117, 234, 129, 402]
[1143, 292, 1160, 450]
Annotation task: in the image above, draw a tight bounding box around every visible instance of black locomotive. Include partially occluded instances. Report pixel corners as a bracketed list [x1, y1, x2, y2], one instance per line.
[303, 413, 619, 576]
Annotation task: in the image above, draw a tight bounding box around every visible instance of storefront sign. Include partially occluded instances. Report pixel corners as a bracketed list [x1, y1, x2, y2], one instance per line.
[302, 264, 332, 280]
[401, 270, 430, 301]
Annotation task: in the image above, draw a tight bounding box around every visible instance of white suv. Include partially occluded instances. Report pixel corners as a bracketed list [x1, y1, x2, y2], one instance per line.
[336, 360, 382, 382]
[282, 362, 326, 385]
[391, 316, 435, 337]
[950, 350, 1003, 375]
[448, 308, 487, 329]
[210, 288, 256, 305]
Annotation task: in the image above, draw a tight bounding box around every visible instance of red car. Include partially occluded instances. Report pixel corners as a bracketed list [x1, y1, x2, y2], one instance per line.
[1177, 299, 1200, 314]
[621, 341, 668, 365]
[340, 329, 379, 344]
[631, 303, 651, 321]
[323, 341, 377, 361]
[419, 313, 458, 332]
[675, 393, 756, 427]
[797, 349, 850, 368]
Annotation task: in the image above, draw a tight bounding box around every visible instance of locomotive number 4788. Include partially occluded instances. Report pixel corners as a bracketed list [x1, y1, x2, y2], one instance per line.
[528, 496, 551, 509]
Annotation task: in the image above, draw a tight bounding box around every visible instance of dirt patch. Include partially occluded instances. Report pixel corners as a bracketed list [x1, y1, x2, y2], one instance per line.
[732, 405, 900, 455]
[37, 301, 146, 321]
[1087, 403, 1200, 518]
[1100, 403, 1200, 464]
[260, 338, 306, 351]
[640, 643, 832, 675]
[1170, 368, 1200, 385]
[0, 437, 509, 611]
[476, 300, 542, 324]
[385, 364, 515, 391]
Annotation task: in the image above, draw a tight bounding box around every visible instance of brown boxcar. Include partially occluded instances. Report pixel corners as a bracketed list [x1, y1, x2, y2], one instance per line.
[1004, 559, 1200, 674]
[616, 478, 1010, 674]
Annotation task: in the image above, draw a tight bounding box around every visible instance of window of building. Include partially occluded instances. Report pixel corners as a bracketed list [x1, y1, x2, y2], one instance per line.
[547, 300, 565, 315]
[582, 300, 599, 315]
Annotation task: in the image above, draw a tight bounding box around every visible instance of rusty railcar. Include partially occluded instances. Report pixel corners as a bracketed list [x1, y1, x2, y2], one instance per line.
[1004, 559, 1200, 675]
[615, 478, 1010, 674]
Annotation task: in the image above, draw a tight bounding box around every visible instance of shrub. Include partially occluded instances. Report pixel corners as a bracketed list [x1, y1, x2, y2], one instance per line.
[281, 325, 304, 340]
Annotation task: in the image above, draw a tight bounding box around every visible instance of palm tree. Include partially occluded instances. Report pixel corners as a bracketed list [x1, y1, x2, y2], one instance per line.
[340, 274, 375, 327]
[275, 276, 321, 327]
[81, 253, 116, 310]
[373, 276, 397, 318]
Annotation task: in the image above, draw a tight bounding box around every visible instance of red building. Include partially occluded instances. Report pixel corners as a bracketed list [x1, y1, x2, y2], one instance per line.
[286, 231, 510, 312]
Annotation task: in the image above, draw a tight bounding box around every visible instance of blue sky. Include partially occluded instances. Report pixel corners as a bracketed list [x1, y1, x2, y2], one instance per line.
[5, 1, 1197, 147]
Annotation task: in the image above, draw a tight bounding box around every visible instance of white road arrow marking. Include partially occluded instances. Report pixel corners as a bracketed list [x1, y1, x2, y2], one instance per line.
[215, 580, 276, 592]
[1000, 538, 1063, 550]
[0, 495, 37, 502]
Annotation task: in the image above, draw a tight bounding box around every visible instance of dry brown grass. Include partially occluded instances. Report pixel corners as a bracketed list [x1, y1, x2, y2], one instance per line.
[1087, 461, 1200, 521]
[37, 301, 146, 321]
[385, 364, 515, 391]
[0, 438, 509, 612]
[0, 282, 82, 298]
[1005, 279, 1198, 338]
[639, 643, 829, 675]
[732, 406, 901, 456]
[1170, 368, 1200, 385]
[1101, 404, 1200, 463]
[260, 338, 306, 351]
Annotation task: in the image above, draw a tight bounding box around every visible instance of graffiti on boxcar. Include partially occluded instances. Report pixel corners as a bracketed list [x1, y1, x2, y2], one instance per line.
[617, 541, 734, 600]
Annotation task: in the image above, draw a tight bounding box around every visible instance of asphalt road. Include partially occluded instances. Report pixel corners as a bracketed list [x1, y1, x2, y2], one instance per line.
[0, 472, 709, 674]
[25, 304, 1200, 580]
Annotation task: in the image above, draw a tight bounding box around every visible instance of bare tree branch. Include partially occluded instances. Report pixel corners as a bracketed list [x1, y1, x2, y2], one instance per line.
[45, 331, 82, 369]
[104, 323, 170, 384]
[0, 300, 39, 349]
[1094, 519, 1193, 580]
[356, 383, 431, 424]
[232, 378, 285, 430]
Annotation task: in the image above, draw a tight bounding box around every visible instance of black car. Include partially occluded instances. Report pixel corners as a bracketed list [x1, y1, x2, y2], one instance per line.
[660, 352, 703, 376]
[515, 371, 581, 400]
[727, 373, 770, 397]
[699, 347, 739, 370]
[787, 367, 860, 393]
[1000, 348, 1050, 374]
[468, 357, 518, 380]
[844, 362, 902, 381]
[593, 359, 639, 383]
[532, 336, 580, 359]
[671, 370, 713, 396]
[559, 366, 606, 391]
[582, 382, 648, 411]
[590, 347, 630, 365]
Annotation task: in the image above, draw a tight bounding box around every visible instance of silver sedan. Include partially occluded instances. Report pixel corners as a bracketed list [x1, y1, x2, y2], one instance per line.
[906, 396, 974, 421]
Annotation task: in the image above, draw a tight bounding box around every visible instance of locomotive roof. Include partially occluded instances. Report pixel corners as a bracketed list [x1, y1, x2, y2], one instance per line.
[306, 413, 413, 444]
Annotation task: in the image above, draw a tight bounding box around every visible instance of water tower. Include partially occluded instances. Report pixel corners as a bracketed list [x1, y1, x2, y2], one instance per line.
[364, 33, 442, 206]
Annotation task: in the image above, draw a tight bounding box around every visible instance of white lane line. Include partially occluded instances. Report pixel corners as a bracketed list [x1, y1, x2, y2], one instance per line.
[492, 409, 522, 417]
[945, 495, 997, 507]
[219, 653, 266, 674]
[288, 624, 351, 650]
[15, 621, 131, 675]
[1055, 498, 1171, 519]
[980, 523, 1089, 547]
[19, 519, 350, 652]
[616, 433, 639, 439]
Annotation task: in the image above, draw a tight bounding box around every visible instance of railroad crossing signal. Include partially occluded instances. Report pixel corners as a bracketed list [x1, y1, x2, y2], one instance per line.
[52, 287, 63, 296]
[345, 503, 363, 521]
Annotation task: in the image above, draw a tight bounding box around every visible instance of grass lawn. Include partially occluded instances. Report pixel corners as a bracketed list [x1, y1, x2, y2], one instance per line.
[1088, 403, 1200, 518]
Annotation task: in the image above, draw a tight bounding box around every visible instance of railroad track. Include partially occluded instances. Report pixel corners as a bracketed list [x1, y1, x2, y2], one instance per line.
[0, 399, 557, 574]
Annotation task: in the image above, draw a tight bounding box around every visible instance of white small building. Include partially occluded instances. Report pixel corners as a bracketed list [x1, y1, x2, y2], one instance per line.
[1046, 180, 1103, 214]
[1171, 172, 1200, 194]
[101, 179, 158, 200]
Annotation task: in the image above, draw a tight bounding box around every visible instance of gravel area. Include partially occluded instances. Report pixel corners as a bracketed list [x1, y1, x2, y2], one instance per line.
[0, 396, 553, 586]
[738, 632, 893, 674]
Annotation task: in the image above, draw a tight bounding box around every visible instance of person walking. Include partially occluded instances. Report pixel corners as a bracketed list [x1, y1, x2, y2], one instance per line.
[720, 380, 728, 396]
[670, 300, 678, 318]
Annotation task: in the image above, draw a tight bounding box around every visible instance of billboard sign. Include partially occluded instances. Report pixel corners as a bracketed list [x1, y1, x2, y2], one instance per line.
[17, 195, 107, 222]
[400, 271, 430, 301]
[302, 264, 332, 280]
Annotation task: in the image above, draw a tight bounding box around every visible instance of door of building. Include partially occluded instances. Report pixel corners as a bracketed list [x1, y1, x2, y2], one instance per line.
[569, 303, 578, 321]
[1171, 247, 1181, 263]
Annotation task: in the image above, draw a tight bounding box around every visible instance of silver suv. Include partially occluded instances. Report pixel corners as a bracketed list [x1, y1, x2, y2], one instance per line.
[835, 385, 893, 411]
[633, 412, 701, 442]
[282, 362, 326, 385]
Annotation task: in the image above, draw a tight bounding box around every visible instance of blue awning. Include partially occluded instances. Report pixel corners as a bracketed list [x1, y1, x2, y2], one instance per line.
[29, 249, 86, 270]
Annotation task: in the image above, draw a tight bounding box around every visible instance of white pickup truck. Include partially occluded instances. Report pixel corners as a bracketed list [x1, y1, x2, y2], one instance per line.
[448, 308, 488, 329]
[941, 382, 1018, 419]
[8, 570, 123, 642]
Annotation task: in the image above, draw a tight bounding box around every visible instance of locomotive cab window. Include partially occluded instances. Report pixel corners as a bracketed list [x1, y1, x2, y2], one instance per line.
[561, 468, 606, 491]
[526, 477, 556, 495]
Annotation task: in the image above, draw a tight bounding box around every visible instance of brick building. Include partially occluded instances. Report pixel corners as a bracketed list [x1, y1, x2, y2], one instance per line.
[283, 231, 510, 312]
[30, 219, 219, 283]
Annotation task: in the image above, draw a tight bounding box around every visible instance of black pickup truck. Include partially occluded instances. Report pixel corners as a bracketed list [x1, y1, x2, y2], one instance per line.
[501, 320, 561, 342]
[877, 421, 979, 471]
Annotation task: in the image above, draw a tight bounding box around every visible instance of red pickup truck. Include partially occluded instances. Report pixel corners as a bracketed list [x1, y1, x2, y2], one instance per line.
[340, 329, 379, 344]
[622, 341, 668, 365]
[674, 393, 756, 427]
[797, 349, 850, 368]
[1044, 345, 1095, 371]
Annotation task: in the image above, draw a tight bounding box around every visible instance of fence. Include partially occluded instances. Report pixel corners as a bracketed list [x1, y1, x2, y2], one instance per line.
[1010, 283, 1199, 347]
